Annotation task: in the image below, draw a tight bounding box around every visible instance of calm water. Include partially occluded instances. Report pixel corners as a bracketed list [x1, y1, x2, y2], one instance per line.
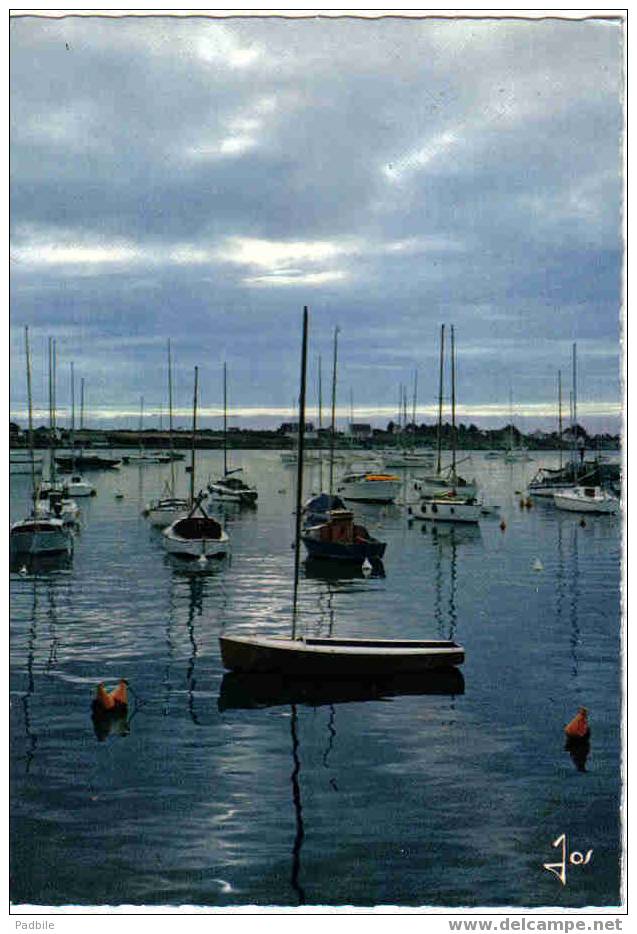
[10, 451, 622, 908]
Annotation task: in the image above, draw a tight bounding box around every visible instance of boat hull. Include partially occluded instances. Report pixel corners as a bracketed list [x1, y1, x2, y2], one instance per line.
[162, 529, 230, 559]
[10, 521, 73, 557]
[301, 536, 386, 562]
[409, 499, 481, 523]
[56, 456, 121, 470]
[337, 480, 401, 503]
[219, 635, 464, 676]
[553, 492, 618, 514]
[146, 506, 189, 528]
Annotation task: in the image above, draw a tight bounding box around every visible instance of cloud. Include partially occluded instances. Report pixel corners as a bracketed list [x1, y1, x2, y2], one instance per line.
[9, 15, 623, 425]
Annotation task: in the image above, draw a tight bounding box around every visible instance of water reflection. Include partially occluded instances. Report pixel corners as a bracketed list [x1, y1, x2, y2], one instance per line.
[565, 734, 591, 773]
[304, 558, 385, 581]
[218, 669, 465, 710]
[289, 704, 306, 906]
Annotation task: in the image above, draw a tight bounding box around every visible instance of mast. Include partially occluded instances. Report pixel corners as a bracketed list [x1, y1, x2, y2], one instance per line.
[168, 339, 175, 495]
[451, 325, 457, 479]
[223, 361, 228, 476]
[328, 326, 339, 496]
[572, 342, 578, 468]
[80, 377, 85, 430]
[24, 326, 36, 504]
[412, 368, 418, 439]
[139, 396, 145, 455]
[190, 366, 198, 505]
[70, 361, 75, 471]
[292, 306, 309, 641]
[436, 324, 445, 476]
[318, 354, 323, 490]
[558, 369, 563, 471]
[48, 338, 57, 487]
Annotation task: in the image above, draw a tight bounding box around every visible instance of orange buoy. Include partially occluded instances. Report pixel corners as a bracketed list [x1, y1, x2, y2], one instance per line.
[499, 519, 507, 531]
[565, 706, 589, 739]
[110, 679, 128, 708]
[93, 679, 128, 713]
[94, 683, 116, 712]
[525, 498, 533, 509]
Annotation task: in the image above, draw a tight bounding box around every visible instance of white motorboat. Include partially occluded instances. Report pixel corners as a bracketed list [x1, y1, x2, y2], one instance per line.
[553, 486, 619, 514]
[10, 516, 73, 558]
[408, 492, 481, 524]
[65, 474, 96, 497]
[337, 470, 401, 503]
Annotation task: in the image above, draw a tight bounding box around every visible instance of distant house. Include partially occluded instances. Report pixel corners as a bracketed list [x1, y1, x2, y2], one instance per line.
[348, 422, 372, 440]
[279, 421, 317, 440]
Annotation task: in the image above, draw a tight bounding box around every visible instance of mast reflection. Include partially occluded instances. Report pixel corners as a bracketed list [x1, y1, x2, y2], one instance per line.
[289, 704, 306, 906]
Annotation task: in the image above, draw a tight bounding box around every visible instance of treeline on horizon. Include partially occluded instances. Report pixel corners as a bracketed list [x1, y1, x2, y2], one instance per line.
[9, 420, 620, 451]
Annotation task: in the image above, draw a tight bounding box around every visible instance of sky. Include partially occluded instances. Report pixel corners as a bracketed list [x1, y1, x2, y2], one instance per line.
[10, 13, 624, 433]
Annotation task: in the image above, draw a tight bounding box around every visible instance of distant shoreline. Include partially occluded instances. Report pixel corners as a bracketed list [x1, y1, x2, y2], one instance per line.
[9, 425, 621, 453]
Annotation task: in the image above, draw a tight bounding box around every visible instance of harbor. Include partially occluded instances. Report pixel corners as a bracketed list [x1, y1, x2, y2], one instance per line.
[9, 440, 622, 907]
[10, 12, 624, 917]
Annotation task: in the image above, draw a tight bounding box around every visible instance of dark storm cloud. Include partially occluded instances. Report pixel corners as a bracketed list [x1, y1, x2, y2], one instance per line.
[10, 14, 623, 429]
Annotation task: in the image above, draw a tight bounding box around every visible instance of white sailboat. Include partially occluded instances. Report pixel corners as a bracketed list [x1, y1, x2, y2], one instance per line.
[162, 366, 230, 561]
[62, 362, 96, 497]
[34, 338, 80, 525]
[207, 363, 258, 505]
[123, 397, 172, 464]
[414, 324, 478, 498]
[144, 340, 190, 527]
[410, 326, 481, 524]
[10, 328, 74, 560]
[220, 306, 464, 676]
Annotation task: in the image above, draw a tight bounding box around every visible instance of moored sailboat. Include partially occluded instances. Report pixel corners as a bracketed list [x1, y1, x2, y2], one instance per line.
[10, 328, 74, 560]
[207, 363, 258, 505]
[219, 306, 464, 676]
[162, 366, 230, 561]
[144, 340, 190, 527]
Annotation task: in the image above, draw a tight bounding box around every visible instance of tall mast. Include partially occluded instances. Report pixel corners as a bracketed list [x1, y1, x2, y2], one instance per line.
[168, 339, 175, 495]
[436, 324, 445, 476]
[24, 326, 36, 503]
[451, 325, 457, 478]
[139, 396, 144, 454]
[70, 361, 76, 472]
[80, 377, 85, 430]
[48, 338, 57, 487]
[558, 369, 563, 471]
[223, 361, 228, 476]
[572, 342, 578, 467]
[328, 326, 339, 496]
[190, 366, 198, 505]
[412, 368, 418, 435]
[318, 354, 323, 490]
[292, 306, 309, 641]
[398, 383, 403, 431]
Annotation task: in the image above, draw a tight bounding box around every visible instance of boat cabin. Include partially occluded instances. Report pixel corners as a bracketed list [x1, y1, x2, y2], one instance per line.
[172, 515, 223, 540]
